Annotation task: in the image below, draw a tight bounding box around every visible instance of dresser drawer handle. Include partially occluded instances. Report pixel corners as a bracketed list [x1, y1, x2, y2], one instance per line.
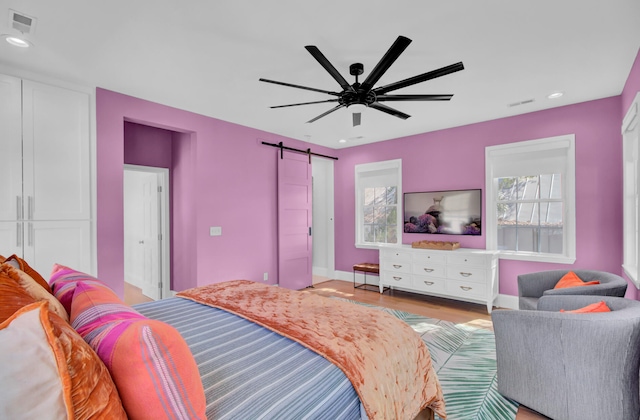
[423, 281, 434, 286]
[460, 286, 473, 291]
[393, 276, 403, 281]
[393, 264, 402, 269]
[460, 272, 472, 277]
[423, 268, 434, 273]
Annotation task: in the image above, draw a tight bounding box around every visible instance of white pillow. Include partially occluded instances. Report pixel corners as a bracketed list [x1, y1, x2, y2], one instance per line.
[0, 302, 71, 419]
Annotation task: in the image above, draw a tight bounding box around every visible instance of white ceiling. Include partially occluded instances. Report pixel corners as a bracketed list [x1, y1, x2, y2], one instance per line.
[1, 1, 639, 149]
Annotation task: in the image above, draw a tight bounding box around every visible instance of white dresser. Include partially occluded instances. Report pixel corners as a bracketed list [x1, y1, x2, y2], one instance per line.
[379, 245, 499, 313]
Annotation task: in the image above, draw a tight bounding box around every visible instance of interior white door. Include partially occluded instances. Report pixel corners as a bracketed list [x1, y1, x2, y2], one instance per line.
[140, 172, 160, 300]
[278, 151, 313, 290]
[124, 169, 161, 300]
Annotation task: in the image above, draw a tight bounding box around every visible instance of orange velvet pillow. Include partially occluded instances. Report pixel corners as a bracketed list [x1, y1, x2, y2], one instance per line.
[560, 301, 612, 313]
[3, 254, 53, 294]
[554, 271, 600, 289]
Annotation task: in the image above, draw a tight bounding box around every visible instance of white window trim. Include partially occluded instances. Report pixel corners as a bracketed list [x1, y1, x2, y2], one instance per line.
[622, 92, 640, 288]
[354, 159, 402, 249]
[485, 134, 576, 263]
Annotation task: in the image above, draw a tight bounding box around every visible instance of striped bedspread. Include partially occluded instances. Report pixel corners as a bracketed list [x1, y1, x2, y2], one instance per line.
[133, 297, 363, 420]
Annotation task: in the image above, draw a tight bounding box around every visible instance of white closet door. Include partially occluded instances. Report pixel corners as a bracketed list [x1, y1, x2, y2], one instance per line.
[22, 220, 91, 277]
[22, 80, 90, 221]
[0, 74, 23, 221]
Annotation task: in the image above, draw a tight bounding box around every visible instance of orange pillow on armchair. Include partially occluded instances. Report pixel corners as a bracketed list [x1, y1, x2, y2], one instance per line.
[554, 271, 600, 289]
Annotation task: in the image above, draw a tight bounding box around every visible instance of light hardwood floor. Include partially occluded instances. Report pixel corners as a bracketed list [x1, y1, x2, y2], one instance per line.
[125, 279, 547, 420]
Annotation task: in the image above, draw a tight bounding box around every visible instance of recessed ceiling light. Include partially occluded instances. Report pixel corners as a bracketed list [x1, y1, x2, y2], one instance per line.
[338, 139, 347, 144]
[3, 35, 31, 48]
[547, 92, 563, 99]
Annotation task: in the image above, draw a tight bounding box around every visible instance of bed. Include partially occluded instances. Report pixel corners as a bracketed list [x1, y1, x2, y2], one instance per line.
[0, 257, 446, 420]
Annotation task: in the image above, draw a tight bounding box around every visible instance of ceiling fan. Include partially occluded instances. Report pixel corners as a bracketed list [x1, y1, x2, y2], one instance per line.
[259, 35, 464, 126]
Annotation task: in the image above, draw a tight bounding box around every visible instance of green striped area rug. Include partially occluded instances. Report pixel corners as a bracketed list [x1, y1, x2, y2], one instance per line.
[338, 299, 518, 420]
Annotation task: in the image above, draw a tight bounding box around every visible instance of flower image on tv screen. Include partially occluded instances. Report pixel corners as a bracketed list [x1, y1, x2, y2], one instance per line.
[404, 189, 482, 235]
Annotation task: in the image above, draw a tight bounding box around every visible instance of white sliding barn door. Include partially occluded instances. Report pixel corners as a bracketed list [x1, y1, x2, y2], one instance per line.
[278, 151, 313, 290]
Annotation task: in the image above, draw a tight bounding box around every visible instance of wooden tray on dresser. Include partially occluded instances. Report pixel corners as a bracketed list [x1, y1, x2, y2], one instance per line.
[411, 240, 460, 251]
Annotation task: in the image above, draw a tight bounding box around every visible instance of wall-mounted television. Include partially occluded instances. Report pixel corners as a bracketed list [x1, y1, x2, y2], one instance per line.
[404, 189, 482, 235]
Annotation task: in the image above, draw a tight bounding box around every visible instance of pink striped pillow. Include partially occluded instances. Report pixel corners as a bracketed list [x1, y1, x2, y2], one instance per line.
[49, 264, 111, 315]
[70, 281, 206, 420]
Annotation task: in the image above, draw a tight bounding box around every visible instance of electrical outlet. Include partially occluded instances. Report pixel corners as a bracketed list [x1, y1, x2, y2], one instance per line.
[263, 272, 268, 281]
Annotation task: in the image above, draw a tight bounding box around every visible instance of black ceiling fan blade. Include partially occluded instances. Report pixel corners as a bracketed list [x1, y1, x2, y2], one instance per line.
[271, 99, 339, 109]
[376, 94, 454, 102]
[369, 103, 411, 120]
[307, 104, 346, 123]
[304, 46, 355, 93]
[359, 36, 412, 93]
[259, 78, 340, 96]
[353, 112, 361, 127]
[373, 62, 464, 95]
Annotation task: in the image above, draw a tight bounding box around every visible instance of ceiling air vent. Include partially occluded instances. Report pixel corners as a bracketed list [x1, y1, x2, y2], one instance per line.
[508, 98, 535, 108]
[9, 9, 37, 34]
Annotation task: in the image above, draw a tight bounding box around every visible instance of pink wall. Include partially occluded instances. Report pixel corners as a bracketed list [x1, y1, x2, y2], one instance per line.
[96, 88, 334, 297]
[335, 97, 624, 297]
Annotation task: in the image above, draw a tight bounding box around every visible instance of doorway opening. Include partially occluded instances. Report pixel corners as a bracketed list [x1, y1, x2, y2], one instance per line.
[123, 165, 170, 300]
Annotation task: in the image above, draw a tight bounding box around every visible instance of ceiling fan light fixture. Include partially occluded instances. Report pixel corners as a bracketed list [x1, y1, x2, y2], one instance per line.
[348, 103, 367, 112]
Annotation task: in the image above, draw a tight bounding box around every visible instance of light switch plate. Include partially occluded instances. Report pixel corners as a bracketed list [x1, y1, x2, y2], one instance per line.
[209, 226, 222, 236]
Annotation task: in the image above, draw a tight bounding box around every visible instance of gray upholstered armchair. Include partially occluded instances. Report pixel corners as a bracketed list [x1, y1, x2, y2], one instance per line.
[492, 295, 640, 420]
[518, 269, 627, 310]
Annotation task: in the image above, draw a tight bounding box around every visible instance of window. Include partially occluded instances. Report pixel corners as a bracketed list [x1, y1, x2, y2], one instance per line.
[623, 93, 640, 287]
[355, 159, 402, 248]
[485, 135, 575, 263]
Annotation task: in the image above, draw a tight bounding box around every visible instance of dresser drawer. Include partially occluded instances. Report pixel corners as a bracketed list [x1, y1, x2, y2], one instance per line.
[380, 249, 412, 262]
[447, 254, 488, 267]
[412, 275, 446, 294]
[381, 271, 412, 288]
[447, 266, 487, 283]
[413, 262, 446, 278]
[446, 279, 487, 299]
[414, 252, 446, 264]
[381, 260, 412, 274]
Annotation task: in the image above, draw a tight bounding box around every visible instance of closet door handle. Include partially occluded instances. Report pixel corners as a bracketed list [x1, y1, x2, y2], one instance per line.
[28, 196, 33, 220]
[17, 223, 22, 247]
[17, 196, 23, 219]
[28, 223, 33, 247]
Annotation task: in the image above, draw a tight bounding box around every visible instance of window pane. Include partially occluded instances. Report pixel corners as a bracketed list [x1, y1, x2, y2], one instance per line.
[363, 206, 374, 223]
[550, 174, 562, 199]
[373, 207, 385, 224]
[386, 226, 397, 243]
[515, 222, 537, 253]
[498, 177, 517, 201]
[497, 202, 517, 224]
[518, 176, 539, 200]
[374, 187, 386, 205]
[364, 188, 375, 206]
[374, 225, 386, 242]
[544, 202, 564, 226]
[363, 225, 374, 242]
[386, 186, 397, 204]
[386, 206, 397, 225]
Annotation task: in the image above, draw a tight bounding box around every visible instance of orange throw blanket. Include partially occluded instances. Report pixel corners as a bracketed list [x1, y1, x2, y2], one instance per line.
[177, 280, 446, 420]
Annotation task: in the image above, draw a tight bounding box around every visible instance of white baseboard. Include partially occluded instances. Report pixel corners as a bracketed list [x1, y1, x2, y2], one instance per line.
[332, 270, 519, 310]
